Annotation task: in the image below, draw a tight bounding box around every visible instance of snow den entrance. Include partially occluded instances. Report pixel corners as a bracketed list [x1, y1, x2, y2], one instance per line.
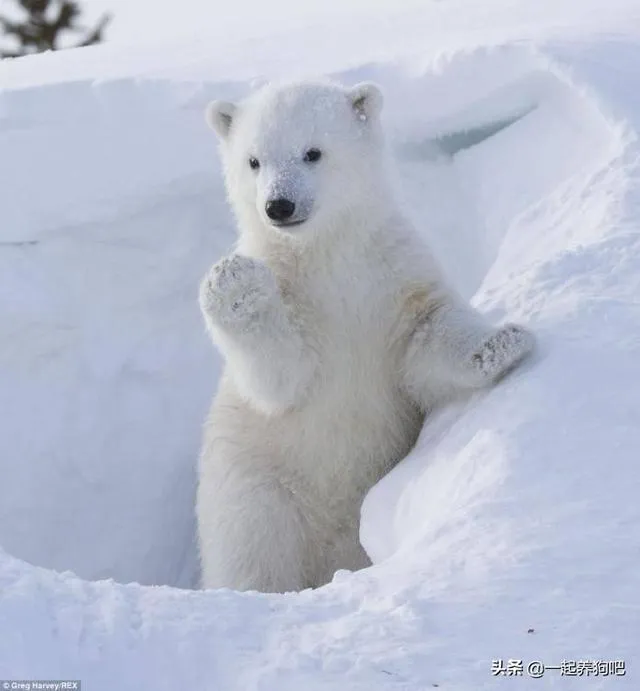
[0, 45, 621, 591]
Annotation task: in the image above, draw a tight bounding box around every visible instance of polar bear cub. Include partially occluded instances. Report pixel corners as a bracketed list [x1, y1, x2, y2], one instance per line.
[196, 79, 534, 593]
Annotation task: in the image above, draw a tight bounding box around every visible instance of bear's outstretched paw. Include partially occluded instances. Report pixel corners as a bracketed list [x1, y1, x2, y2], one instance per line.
[200, 254, 279, 329]
[470, 324, 535, 383]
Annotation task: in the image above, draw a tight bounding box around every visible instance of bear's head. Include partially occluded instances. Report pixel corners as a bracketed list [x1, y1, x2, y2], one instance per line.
[206, 79, 388, 240]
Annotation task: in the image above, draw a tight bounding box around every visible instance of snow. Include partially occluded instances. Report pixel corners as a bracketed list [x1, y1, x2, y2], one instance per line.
[1, 1, 640, 688]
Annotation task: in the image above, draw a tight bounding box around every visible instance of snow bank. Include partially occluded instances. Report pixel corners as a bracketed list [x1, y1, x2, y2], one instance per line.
[1, 4, 639, 688]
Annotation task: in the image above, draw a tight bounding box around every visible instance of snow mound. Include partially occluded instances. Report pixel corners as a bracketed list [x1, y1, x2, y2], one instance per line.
[1, 19, 639, 691]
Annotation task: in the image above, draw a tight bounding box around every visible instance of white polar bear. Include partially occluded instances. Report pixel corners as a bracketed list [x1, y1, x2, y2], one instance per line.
[197, 79, 534, 593]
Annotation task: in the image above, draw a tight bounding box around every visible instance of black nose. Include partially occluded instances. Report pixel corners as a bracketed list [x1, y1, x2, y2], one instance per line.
[265, 198, 295, 222]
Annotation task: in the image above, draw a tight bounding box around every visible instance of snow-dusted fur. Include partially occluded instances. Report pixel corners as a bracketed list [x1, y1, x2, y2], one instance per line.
[197, 79, 534, 593]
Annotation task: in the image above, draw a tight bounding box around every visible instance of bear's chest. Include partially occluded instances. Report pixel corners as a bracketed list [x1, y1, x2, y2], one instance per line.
[278, 261, 421, 499]
[289, 253, 398, 365]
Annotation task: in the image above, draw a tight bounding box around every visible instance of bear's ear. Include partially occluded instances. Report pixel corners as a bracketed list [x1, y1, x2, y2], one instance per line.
[205, 100, 237, 139]
[348, 82, 384, 121]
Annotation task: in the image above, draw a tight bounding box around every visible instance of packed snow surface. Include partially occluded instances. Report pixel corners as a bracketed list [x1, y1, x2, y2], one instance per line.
[1, 1, 640, 688]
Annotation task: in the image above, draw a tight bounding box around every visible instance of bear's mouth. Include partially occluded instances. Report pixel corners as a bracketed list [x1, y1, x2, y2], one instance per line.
[270, 219, 307, 229]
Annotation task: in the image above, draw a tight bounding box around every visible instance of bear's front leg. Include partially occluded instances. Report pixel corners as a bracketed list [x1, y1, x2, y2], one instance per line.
[199, 253, 315, 414]
[403, 302, 535, 406]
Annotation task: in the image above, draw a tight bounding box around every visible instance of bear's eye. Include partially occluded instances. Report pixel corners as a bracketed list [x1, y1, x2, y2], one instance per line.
[303, 148, 322, 163]
[248, 157, 260, 170]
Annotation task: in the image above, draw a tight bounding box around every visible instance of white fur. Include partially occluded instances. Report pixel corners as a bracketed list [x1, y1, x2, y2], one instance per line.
[197, 79, 535, 593]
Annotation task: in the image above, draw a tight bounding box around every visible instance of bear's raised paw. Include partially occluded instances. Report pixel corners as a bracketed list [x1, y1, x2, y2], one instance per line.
[199, 254, 279, 330]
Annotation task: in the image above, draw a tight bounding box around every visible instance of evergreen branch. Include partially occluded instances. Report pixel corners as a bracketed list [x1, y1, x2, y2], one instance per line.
[75, 12, 111, 47]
